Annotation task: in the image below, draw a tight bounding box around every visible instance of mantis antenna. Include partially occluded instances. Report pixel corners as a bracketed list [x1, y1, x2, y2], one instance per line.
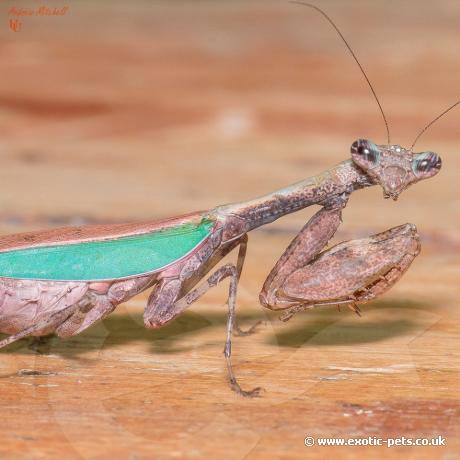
[289, 1, 391, 146]
[410, 100, 460, 151]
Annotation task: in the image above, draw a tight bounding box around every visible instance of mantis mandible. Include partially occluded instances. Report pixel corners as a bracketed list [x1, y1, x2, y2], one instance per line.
[0, 3, 457, 396]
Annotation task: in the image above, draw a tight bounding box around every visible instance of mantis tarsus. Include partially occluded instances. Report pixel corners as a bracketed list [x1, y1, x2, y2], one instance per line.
[0, 3, 457, 397]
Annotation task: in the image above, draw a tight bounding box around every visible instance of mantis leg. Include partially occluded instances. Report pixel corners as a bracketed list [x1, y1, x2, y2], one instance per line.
[0, 303, 79, 349]
[277, 223, 420, 320]
[0, 295, 114, 347]
[232, 234, 264, 336]
[260, 204, 420, 319]
[55, 275, 155, 337]
[260, 206, 343, 311]
[55, 295, 114, 338]
[144, 236, 262, 397]
[0, 277, 154, 347]
[0, 283, 89, 349]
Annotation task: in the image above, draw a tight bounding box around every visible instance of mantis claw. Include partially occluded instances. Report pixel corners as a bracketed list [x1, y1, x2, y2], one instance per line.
[234, 319, 265, 336]
[348, 303, 362, 317]
[229, 378, 264, 398]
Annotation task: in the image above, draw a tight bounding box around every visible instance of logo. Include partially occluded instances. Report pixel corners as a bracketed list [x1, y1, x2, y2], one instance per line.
[9, 19, 22, 32]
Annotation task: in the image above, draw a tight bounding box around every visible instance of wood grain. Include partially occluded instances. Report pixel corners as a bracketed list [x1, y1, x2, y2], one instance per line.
[0, 1, 459, 458]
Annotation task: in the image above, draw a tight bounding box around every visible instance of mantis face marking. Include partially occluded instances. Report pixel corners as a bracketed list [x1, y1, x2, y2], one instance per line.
[351, 139, 442, 200]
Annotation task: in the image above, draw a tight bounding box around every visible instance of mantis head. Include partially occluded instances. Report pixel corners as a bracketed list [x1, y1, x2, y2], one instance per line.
[289, 2, 458, 201]
[351, 139, 442, 200]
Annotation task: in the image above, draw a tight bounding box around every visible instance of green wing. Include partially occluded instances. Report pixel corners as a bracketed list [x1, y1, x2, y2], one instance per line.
[0, 219, 214, 281]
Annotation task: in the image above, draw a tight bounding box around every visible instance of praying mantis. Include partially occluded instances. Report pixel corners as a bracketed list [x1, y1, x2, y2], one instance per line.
[0, 3, 457, 397]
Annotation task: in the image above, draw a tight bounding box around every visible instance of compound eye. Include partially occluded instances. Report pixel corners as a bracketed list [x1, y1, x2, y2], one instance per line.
[351, 139, 380, 166]
[413, 152, 442, 176]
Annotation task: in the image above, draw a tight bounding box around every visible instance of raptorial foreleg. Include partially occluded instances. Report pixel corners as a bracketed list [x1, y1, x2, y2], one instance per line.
[260, 206, 343, 311]
[263, 218, 420, 321]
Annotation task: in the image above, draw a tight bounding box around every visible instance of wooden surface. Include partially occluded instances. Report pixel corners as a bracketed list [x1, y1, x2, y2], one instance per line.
[0, 1, 459, 458]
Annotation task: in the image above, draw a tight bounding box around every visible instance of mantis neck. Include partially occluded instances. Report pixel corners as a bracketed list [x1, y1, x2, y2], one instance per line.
[214, 159, 375, 237]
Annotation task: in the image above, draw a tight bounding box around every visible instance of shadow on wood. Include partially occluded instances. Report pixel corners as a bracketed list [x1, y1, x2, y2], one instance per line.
[0, 297, 435, 356]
